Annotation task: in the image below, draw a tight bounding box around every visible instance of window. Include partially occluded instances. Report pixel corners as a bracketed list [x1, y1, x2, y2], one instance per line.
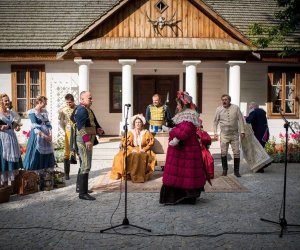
[109, 72, 122, 113]
[11, 65, 45, 115]
[267, 67, 299, 118]
[155, 0, 168, 13]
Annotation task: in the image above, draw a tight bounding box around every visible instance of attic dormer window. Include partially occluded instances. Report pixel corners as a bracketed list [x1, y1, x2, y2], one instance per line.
[155, 0, 168, 13]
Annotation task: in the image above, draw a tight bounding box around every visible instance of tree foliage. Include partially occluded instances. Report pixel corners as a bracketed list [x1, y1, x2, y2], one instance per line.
[249, 0, 300, 55]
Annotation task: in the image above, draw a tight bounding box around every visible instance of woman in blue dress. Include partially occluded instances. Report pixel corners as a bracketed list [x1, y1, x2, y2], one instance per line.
[0, 93, 23, 187]
[23, 96, 56, 172]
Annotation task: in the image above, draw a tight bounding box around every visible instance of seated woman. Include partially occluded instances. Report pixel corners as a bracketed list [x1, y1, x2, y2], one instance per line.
[110, 114, 156, 183]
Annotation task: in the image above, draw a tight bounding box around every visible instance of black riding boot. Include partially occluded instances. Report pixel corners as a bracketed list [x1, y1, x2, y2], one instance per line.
[79, 173, 96, 200]
[234, 158, 241, 177]
[221, 156, 228, 176]
[76, 169, 93, 193]
[76, 168, 80, 193]
[64, 159, 70, 180]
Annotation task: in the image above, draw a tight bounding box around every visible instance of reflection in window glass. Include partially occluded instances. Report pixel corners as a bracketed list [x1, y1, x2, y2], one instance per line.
[272, 72, 282, 113]
[113, 76, 122, 110]
[17, 99, 26, 113]
[268, 68, 299, 118]
[110, 73, 122, 113]
[12, 65, 44, 114]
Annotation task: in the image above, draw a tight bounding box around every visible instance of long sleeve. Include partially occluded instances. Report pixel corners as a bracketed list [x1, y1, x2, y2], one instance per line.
[145, 105, 151, 122]
[245, 110, 255, 124]
[170, 121, 196, 141]
[141, 130, 154, 152]
[28, 113, 41, 134]
[213, 107, 221, 134]
[74, 106, 90, 143]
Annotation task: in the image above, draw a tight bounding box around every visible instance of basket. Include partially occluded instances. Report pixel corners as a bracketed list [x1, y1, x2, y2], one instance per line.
[0, 186, 11, 203]
[15, 170, 39, 195]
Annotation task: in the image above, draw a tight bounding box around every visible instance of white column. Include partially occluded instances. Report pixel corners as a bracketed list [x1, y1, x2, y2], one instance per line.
[227, 61, 246, 106]
[119, 59, 136, 132]
[74, 59, 93, 93]
[183, 60, 201, 107]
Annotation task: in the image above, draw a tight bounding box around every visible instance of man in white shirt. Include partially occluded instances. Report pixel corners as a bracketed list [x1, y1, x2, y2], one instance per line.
[213, 94, 245, 177]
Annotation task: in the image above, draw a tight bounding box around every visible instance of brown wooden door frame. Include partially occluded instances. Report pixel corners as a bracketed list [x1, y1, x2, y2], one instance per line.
[133, 75, 179, 117]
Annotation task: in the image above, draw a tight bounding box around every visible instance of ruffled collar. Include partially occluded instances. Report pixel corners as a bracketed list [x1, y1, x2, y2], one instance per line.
[172, 109, 200, 127]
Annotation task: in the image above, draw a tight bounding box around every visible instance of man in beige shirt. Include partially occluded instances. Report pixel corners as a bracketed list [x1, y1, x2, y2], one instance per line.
[213, 94, 245, 177]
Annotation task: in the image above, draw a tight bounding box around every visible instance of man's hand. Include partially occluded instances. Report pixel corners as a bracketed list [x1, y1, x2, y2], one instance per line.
[214, 134, 218, 140]
[85, 141, 93, 150]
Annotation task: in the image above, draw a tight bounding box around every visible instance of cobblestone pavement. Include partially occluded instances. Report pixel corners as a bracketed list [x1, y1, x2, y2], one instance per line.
[1, 141, 300, 250]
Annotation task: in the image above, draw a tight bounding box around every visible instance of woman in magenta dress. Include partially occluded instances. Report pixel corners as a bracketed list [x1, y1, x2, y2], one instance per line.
[159, 91, 206, 205]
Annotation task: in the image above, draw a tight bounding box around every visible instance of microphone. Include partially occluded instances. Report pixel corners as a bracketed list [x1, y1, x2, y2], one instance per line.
[125, 104, 131, 107]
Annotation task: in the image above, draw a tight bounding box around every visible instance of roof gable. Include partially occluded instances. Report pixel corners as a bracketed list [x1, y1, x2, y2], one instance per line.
[66, 0, 253, 50]
[0, 0, 298, 52]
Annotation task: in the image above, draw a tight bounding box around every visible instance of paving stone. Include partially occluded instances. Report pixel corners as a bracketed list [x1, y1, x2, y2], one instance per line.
[0, 141, 300, 249]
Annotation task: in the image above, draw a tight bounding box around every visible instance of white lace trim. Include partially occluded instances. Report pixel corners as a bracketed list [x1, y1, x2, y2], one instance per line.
[172, 109, 200, 127]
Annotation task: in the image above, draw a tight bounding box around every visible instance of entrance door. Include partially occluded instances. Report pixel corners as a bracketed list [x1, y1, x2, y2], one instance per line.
[133, 75, 179, 117]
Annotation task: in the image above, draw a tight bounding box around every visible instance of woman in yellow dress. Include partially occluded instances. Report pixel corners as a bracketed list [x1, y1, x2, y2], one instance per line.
[110, 114, 156, 183]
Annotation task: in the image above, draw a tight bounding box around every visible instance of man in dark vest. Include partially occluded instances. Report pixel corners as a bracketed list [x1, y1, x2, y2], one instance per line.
[74, 91, 104, 200]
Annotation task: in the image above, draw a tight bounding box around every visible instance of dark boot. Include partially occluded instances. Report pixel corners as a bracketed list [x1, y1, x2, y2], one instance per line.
[64, 159, 70, 180]
[79, 173, 96, 200]
[234, 158, 241, 177]
[76, 169, 93, 193]
[221, 156, 228, 176]
[76, 168, 80, 193]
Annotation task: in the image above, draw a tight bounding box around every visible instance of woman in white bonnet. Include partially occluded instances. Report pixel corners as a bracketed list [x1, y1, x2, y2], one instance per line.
[110, 114, 156, 183]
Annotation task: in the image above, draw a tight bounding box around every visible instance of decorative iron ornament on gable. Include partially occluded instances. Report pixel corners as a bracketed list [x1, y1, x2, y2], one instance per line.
[146, 1, 181, 36]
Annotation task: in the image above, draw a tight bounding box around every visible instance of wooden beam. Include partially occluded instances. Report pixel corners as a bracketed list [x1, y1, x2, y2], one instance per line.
[0, 51, 60, 61]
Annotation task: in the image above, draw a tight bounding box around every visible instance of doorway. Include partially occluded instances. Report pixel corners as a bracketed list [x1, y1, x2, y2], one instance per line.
[133, 75, 179, 117]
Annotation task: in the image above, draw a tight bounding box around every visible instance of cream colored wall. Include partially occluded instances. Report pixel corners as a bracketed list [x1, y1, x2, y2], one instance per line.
[89, 60, 228, 134]
[1, 60, 298, 139]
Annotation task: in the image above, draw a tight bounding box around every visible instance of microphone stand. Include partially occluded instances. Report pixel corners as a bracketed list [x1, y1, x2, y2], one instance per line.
[100, 104, 151, 233]
[260, 109, 300, 237]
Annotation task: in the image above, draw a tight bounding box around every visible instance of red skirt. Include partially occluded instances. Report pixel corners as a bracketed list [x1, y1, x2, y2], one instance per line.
[202, 147, 214, 179]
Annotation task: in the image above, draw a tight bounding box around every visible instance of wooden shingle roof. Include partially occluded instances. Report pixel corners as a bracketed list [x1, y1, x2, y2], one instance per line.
[0, 0, 121, 50]
[0, 0, 299, 52]
[203, 0, 300, 50]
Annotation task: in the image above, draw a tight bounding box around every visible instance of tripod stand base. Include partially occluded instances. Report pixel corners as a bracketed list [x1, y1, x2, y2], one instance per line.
[100, 218, 152, 233]
[261, 217, 300, 237]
